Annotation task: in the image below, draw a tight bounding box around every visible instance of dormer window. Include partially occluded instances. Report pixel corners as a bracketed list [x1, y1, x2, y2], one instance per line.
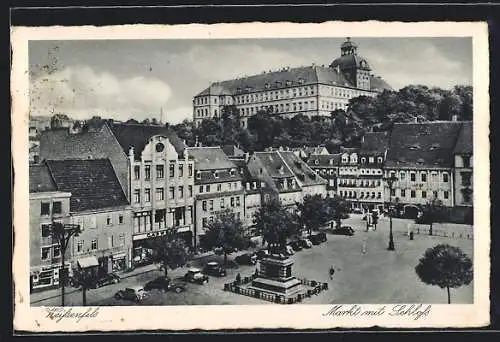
[230, 169, 236, 177]
[278, 166, 284, 174]
[377, 157, 383, 164]
[265, 83, 271, 89]
[361, 157, 366, 164]
[213, 170, 219, 179]
[286, 80, 292, 86]
[315, 160, 319, 165]
[246, 182, 250, 191]
[408, 144, 420, 150]
[298, 78, 305, 84]
[291, 179, 296, 188]
[429, 143, 440, 150]
[252, 182, 257, 189]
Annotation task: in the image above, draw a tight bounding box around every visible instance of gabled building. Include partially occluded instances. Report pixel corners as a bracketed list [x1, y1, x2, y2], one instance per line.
[307, 153, 341, 197]
[357, 132, 389, 211]
[29, 163, 72, 291]
[452, 121, 473, 220]
[192, 38, 392, 127]
[39, 123, 196, 263]
[384, 122, 464, 216]
[45, 159, 133, 275]
[279, 151, 328, 198]
[247, 151, 303, 210]
[187, 147, 245, 243]
[337, 147, 361, 209]
[221, 144, 245, 158]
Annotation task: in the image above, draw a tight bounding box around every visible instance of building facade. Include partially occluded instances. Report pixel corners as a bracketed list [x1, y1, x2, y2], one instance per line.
[337, 148, 362, 209]
[307, 154, 341, 198]
[452, 122, 473, 222]
[383, 122, 466, 217]
[29, 164, 72, 291]
[188, 147, 245, 244]
[192, 38, 392, 127]
[45, 159, 133, 275]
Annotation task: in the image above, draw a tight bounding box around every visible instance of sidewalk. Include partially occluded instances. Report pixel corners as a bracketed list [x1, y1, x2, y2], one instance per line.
[30, 251, 216, 304]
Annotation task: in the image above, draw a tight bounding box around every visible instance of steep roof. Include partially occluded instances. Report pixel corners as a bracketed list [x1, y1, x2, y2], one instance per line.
[230, 158, 254, 182]
[370, 76, 393, 92]
[279, 151, 327, 186]
[187, 147, 236, 170]
[453, 121, 473, 154]
[360, 132, 390, 154]
[40, 128, 108, 161]
[307, 153, 342, 167]
[195, 65, 386, 97]
[254, 152, 294, 179]
[385, 122, 464, 169]
[45, 159, 129, 212]
[108, 123, 186, 160]
[29, 163, 58, 193]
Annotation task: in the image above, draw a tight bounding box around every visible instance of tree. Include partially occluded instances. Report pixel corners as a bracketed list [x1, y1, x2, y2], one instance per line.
[50, 113, 70, 129]
[421, 198, 445, 236]
[149, 232, 189, 277]
[125, 118, 139, 124]
[200, 209, 250, 268]
[297, 194, 329, 236]
[326, 196, 348, 230]
[253, 198, 300, 253]
[415, 244, 473, 304]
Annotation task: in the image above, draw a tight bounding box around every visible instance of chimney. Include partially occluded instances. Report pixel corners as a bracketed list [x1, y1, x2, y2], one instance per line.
[414, 116, 418, 123]
[128, 146, 135, 159]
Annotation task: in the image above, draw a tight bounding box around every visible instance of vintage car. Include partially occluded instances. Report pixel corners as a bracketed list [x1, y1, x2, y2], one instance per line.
[184, 268, 209, 284]
[332, 226, 355, 236]
[289, 241, 303, 252]
[202, 262, 227, 277]
[299, 238, 313, 249]
[114, 286, 146, 302]
[235, 253, 258, 265]
[144, 276, 187, 293]
[89, 273, 121, 289]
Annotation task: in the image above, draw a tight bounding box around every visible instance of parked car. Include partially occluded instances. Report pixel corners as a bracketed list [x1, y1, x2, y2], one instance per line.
[144, 276, 187, 293]
[203, 262, 227, 277]
[114, 286, 146, 302]
[90, 272, 121, 289]
[316, 232, 327, 242]
[308, 234, 323, 245]
[235, 253, 257, 265]
[214, 246, 238, 255]
[184, 268, 209, 284]
[256, 249, 270, 260]
[299, 238, 313, 248]
[332, 226, 355, 236]
[289, 241, 303, 252]
[352, 208, 363, 214]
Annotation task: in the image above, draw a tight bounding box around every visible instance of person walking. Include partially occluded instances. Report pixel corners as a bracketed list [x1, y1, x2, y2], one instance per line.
[329, 266, 335, 280]
[362, 237, 367, 254]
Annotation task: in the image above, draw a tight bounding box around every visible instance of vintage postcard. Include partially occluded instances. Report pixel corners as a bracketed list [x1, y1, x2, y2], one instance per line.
[11, 21, 490, 332]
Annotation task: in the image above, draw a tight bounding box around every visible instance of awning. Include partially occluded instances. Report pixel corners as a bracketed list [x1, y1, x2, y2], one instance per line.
[177, 227, 192, 233]
[113, 252, 126, 259]
[77, 256, 99, 268]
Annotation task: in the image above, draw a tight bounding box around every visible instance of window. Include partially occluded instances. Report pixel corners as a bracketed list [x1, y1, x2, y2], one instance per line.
[231, 197, 235, 207]
[134, 165, 140, 179]
[119, 233, 125, 247]
[199, 185, 204, 193]
[179, 165, 184, 177]
[461, 172, 472, 186]
[41, 224, 51, 238]
[361, 157, 366, 164]
[41, 247, 51, 260]
[144, 165, 151, 180]
[422, 191, 427, 199]
[156, 165, 164, 179]
[390, 189, 395, 197]
[144, 188, 151, 202]
[119, 215, 124, 224]
[206, 185, 210, 192]
[463, 155, 471, 168]
[202, 218, 207, 227]
[220, 198, 225, 208]
[236, 212, 241, 220]
[188, 185, 193, 198]
[51, 201, 62, 214]
[202, 201, 207, 211]
[169, 187, 175, 200]
[53, 245, 61, 258]
[106, 216, 112, 226]
[214, 171, 219, 179]
[41, 202, 50, 216]
[443, 173, 449, 182]
[77, 240, 84, 253]
[156, 188, 165, 201]
[410, 173, 416, 182]
[196, 171, 201, 180]
[411, 190, 416, 198]
[209, 200, 214, 211]
[108, 236, 113, 248]
[188, 164, 193, 177]
[400, 189, 406, 197]
[169, 164, 175, 177]
[421, 173, 427, 182]
[217, 184, 222, 192]
[91, 239, 98, 251]
[236, 196, 241, 207]
[178, 186, 184, 198]
[369, 157, 374, 164]
[400, 172, 406, 180]
[134, 189, 141, 203]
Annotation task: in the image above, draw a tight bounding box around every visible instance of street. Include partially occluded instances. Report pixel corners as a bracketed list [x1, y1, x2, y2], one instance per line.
[31, 214, 473, 306]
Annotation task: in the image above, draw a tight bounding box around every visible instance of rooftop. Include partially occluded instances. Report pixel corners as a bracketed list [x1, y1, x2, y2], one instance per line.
[29, 163, 58, 193]
[360, 132, 390, 154]
[45, 159, 129, 212]
[279, 151, 327, 186]
[453, 121, 473, 154]
[187, 146, 237, 170]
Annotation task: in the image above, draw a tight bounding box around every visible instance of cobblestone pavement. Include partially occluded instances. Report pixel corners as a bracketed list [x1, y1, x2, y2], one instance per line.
[31, 215, 473, 306]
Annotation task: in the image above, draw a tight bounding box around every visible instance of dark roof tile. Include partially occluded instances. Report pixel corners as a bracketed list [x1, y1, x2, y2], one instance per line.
[29, 163, 58, 193]
[453, 121, 473, 154]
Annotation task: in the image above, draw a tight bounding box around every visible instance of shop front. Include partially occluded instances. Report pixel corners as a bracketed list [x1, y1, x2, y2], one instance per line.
[30, 262, 72, 292]
[111, 252, 128, 272]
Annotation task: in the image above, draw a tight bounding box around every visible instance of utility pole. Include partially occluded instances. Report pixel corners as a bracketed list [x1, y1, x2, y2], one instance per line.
[51, 221, 81, 307]
[384, 175, 398, 251]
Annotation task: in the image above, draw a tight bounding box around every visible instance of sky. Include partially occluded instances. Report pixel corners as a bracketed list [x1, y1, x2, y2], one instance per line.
[29, 37, 472, 124]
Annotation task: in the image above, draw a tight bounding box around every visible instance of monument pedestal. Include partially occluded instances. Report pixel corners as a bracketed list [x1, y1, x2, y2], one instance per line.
[249, 254, 305, 298]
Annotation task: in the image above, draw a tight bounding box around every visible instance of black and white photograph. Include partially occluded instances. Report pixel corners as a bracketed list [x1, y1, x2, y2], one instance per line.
[11, 22, 489, 331]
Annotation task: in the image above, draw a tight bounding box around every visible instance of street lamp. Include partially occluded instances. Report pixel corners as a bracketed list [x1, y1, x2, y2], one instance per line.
[383, 175, 398, 251]
[51, 221, 81, 307]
